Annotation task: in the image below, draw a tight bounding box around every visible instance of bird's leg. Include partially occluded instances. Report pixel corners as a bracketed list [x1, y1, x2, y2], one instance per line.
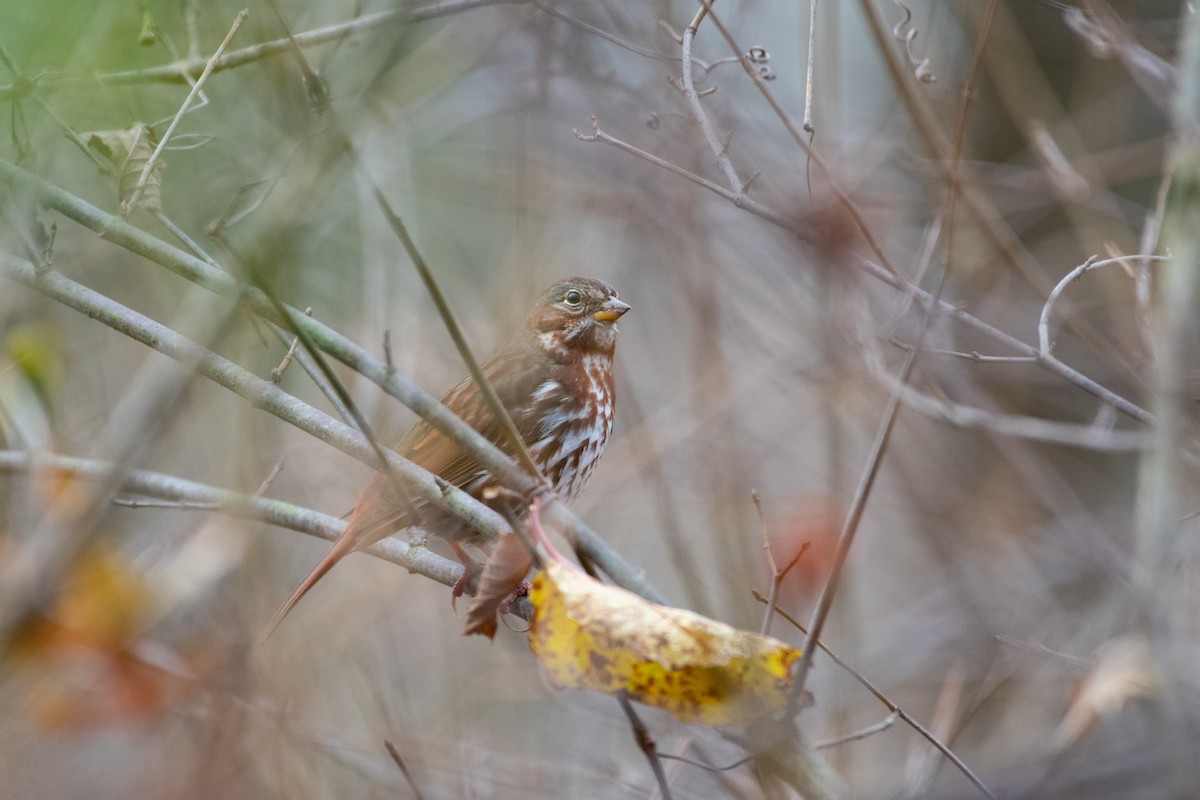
[449, 541, 482, 610]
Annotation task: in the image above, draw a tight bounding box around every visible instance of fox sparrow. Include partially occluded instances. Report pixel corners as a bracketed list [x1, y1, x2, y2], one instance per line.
[263, 277, 629, 636]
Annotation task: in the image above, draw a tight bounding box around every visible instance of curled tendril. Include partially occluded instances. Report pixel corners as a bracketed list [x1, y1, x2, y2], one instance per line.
[745, 46, 777, 80]
[892, 1, 937, 84]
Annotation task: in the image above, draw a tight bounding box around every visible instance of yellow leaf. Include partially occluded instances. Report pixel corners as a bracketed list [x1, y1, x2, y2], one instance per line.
[6, 324, 62, 408]
[529, 561, 801, 728]
[55, 546, 150, 649]
[7, 545, 151, 661]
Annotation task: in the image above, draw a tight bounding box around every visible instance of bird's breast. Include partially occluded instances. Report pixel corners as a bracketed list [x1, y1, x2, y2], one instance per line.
[529, 354, 614, 500]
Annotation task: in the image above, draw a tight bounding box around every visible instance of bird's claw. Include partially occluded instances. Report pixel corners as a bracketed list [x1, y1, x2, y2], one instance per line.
[497, 579, 532, 616]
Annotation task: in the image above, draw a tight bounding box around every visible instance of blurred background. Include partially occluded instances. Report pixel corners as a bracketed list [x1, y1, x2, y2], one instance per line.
[0, 0, 1195, 797]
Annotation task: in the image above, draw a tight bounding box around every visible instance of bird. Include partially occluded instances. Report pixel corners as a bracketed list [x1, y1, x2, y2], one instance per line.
[261, 277, 630, 638]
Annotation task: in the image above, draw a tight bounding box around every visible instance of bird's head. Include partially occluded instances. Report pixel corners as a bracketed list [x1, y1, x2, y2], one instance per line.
[526, 277, 630, 362]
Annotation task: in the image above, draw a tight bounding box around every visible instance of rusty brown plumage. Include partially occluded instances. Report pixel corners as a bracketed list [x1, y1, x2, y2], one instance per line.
[261, 277, 629, 639]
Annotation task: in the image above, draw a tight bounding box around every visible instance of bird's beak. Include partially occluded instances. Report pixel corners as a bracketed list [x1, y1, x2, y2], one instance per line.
[593, 297, 631, 322]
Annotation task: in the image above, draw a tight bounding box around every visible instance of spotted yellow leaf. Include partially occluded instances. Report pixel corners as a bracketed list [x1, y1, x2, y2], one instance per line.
[529, 560, 801, 728]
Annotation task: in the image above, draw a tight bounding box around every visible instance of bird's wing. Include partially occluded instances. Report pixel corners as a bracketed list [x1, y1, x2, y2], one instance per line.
[342, 344, 548, 543]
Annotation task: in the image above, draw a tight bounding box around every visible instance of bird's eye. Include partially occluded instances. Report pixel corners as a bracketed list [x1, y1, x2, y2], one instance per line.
[564, 289, 583, 306]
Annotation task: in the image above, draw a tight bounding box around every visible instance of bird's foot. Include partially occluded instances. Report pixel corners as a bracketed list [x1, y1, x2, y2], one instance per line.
[449, 541, 481, 613]
[497, 579, 532, 616]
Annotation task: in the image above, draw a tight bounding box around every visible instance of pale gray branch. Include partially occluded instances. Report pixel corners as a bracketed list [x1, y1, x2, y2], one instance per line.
[0, 0, 523, 100]
[0, 157, 659, 605]
[0, 251, 515, 544]
[0, 450, 462, 586]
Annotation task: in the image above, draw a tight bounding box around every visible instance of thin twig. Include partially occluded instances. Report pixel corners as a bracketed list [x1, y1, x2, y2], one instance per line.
[574, 122, 794, 230]
[384, 740, 429, 800]
[264, 317, 357, 424]
[1038, 254, 1171, 357]
[363, 179, 546, 484]
[815, 714, 896, 749]
[856, 0, 1047, 291]
[156, 208, 357, 424]
[154, 212, 213, 264]
[679, 17, 743, 193]
[272, 308, 309, 383]
[865, 354, 1149, 451]
[123, 10, 248, 216]
[617, 693, 674, 800]
[695, 1, 899, 273]
[891, 341, 1036, 364]
[1039, 255, 1099, 356]
[903, 665, 965, 795]
[754, 489, 810, 635]
[572, 124, 1154, 426]
[752, 591, 996, 799]
[657, 751, 753, 772]
[686, 1, 712, 36]
[254, 460, 286, 496]
[789, 340, 918, 700]
[793, 0, 996, 726]
[230, 239, 430, 532]
[853, 251, 1155, 425]
[0, 0, 519, 100]
[994, 634, 1092, 670]
[534, 2, 683, 66]
[753, 489, 778, 635]
[803, 0, 819, 133]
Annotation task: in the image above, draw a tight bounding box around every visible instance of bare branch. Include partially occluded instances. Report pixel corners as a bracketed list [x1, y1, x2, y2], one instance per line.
[122, 10, 248, 216]
[384, 740, 430, 800]
[1039, 253, 1171, 357]
[0, 251, 515, 547]
[0, 158, 658, 604]
[0, 449, 475, 601]
[617, 693, 675, 800]
[815, 715, 896, 749]
[0, 0, 523, 100]
[752, 592, 996, 799]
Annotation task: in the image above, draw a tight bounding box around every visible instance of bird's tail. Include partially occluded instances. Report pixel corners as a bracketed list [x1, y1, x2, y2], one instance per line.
[258, 534, 358, 644]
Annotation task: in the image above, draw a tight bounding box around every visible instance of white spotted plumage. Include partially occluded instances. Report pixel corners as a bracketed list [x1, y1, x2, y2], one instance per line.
[529, 353, 614, 500]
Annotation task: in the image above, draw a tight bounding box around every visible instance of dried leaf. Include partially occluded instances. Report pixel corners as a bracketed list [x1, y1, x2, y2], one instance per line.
[25, 646, 187, 731]
[463, 532, 531, 638]
[85, 123, 162, 213]
[529, 560, 801, 727]
[7, 545, 151, 660]
[5, 546, 202, 731]
[1052, 634, 1158, 751]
